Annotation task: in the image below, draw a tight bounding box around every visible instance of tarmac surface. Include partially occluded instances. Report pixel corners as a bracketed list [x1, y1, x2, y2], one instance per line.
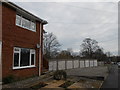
[101, 65, 119, 89]
[66, 66, 108, 78]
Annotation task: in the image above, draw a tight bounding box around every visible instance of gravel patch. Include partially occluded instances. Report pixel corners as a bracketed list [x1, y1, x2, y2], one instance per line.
[2, 72, 54, 88]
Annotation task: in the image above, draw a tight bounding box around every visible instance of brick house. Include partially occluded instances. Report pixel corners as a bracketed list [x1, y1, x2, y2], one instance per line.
[0, 1, 48, 80]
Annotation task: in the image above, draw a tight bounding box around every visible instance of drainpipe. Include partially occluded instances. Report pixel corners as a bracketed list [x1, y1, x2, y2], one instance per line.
[0, 2, 2, 88]
[39, 23, 42, 76]
[0, 42, 2, 86]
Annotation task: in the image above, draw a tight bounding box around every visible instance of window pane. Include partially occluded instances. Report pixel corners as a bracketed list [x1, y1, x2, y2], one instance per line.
[14, 53, 19, 67]
[30, 49, 35, 54]
[25, 19, 30, 29]
[22, 18, 30, 29]
[22, 18, 26, 27]
[31, 54, 35, 65]
[20, 48, 30, 66]
[30, 22, 36, 31]
[16, 15, 21, 25]
[14, 47, 20, 52]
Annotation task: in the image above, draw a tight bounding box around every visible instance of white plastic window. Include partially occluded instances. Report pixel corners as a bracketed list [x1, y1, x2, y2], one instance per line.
[16, 14, 36, 32]
[13, 47, 36, 69]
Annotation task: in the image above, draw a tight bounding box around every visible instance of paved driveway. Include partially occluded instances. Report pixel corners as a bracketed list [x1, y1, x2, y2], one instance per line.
[66, 66, 108, 78]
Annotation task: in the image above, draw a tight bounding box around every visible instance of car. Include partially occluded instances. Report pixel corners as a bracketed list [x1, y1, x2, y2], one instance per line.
[117, 62, 120, 68]
[111, 62, 114, 64]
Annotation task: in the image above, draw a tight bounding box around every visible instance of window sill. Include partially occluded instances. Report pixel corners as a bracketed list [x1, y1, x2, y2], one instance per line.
[13, 65, 36, 70]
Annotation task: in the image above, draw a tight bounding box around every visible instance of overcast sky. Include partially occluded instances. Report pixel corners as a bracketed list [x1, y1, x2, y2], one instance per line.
[10, 0, 118, 55]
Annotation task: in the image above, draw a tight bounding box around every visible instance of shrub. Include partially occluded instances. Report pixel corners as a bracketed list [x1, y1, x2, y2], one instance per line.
[53, 70, 67, 80]
[3, 75, 15, 84]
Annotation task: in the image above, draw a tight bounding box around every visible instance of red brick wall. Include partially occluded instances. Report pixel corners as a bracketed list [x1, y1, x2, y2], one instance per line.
[43, 57, 48, 69]
[2, 3, 43, 79]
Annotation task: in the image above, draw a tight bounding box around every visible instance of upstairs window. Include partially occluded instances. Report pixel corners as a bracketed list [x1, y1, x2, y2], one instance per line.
[22, 17, 30, 29]
[31, 22, 36, 31]
[16, 15, 21, 26]
[16, 14, 36, 32]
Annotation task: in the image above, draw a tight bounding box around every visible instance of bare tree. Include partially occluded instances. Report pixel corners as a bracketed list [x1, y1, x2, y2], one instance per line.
[80, 38, 100, 58]
[43, 32, 61, 59]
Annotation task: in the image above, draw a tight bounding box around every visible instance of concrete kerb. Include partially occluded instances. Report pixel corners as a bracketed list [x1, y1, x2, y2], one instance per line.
[98, 81, 104, 90]
[98, 70, 109, 89]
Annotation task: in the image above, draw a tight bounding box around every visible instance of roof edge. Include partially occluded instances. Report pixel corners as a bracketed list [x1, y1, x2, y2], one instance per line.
[1, 0, 48, 25]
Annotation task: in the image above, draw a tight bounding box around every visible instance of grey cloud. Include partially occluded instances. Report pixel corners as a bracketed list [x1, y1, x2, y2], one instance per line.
[11, 2, 118, 55]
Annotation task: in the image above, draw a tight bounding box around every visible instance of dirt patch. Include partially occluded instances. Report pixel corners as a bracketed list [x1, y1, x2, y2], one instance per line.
[30, 82, 48, 89]
[91, 81, 102, 88]
[79, 79, 86, 83]
[59, 80, 74, 88]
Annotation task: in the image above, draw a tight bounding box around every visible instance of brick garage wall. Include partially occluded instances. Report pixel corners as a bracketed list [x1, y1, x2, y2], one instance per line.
[2, 3, 42, 79]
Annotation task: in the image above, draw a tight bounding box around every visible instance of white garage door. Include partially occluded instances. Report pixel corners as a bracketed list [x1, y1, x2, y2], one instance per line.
[85, 60, 89, 67]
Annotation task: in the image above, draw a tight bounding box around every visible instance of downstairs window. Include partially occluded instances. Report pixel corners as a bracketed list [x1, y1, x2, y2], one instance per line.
[13, 47, 35, 69]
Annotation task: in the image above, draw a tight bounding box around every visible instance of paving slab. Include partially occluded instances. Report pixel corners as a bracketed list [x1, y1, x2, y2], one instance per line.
[43, 80, 65, 88]
[68, 82, 83, 88]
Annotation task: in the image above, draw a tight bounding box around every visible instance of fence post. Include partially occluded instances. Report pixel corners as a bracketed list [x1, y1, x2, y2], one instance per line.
[72, 60, 74, 69]
[84, 59, 85, 68]
[79, 59, 80, 68]
[52, 61, 53, 71]
[56, 60, 58, 70]
[89, 59, 90, 67]
[65, 60, 67, 70]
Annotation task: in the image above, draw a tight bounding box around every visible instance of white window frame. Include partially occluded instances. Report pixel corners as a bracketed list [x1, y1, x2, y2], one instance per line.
[21, 17, 31, 30]
[16, 14, 36, 32]
[30, 49, 36, 66]
[13, 47, 36, 69]
[30, 21, 36, 32]
[16, 14, 22, 26]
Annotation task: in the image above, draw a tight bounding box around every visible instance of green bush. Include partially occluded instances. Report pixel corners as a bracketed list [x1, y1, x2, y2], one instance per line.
[53, 70, 67, 80]
[3, 75, 15, 84]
